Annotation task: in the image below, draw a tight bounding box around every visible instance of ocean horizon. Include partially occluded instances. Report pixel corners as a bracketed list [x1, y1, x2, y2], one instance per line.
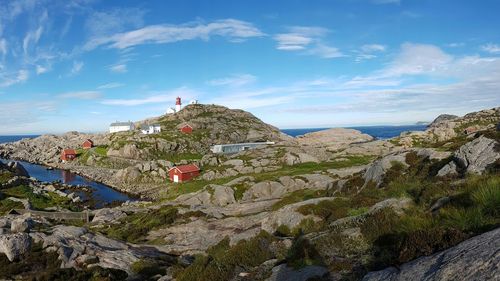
[0, 124, 427, 144]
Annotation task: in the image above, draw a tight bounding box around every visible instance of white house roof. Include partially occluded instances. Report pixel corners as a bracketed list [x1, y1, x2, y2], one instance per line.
[110, 122, 134, 127]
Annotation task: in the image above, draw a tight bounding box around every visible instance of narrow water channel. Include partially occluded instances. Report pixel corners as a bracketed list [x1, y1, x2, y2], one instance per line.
[1, 158, 134, 208]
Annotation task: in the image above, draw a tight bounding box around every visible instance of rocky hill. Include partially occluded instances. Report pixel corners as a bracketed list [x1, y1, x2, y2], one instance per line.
[0, 106, 499, 280]
[396, 106, 500, 146]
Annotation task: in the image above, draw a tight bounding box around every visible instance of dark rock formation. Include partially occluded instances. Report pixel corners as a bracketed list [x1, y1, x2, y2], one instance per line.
[362, 227, 500, 281]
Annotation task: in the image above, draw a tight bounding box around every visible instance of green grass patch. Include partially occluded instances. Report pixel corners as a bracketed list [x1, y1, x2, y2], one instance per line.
[0, 199, 24, 215]
[271, 189, 327, 211]
[2, 185, 74, 211]
[98, 206, 178, 243]
[176, 231, 277, 281]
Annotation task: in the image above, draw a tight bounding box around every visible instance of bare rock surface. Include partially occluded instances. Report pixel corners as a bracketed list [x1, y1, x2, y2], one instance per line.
[363, 152, 409, 187]
[438, 136, 500, 176]
[362, 227, 500, 281]
[0, 232, 32, 261]
[266, 264, 330, 281]
[297, 128, 374, 151]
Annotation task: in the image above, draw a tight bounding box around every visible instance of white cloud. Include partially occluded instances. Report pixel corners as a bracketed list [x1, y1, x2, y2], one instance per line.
[361, 44, 386, 53]
[71, 60, 84, 75]
[109, 64, 127, 73]
[274, 34, 313, 50]
[0, 39, 7, 57]
[59, 91, 101, 99]
[22, 26, 43, 54]
[97, 82, 125, 89]
[308, 44, 344, 59]
[85, 8, 145, 37]
[0, 69, 29, 87]
[101, 87, 197, 106]
[382, 43, 453, 77]
[354, 44, 387, 62]
[36, 64, 49, 74]
[208, 74, 257, 87]
[84, 19, 265, 50]
[273, 26, 342, 59]
[481, 43, 500, 54]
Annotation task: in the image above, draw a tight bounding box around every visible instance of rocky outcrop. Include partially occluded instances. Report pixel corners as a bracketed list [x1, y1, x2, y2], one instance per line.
[363, 152, 409, 187]
[30, 225, 173, 274]
[297, 128, 373, 151]
[0, 232, 32, 261]
[438, 136, 500, 176]
[266, 264, 329, 281]
[362, 227, 500, 281]
[428, 114, 459, 128]
[6, 161, 29, 177]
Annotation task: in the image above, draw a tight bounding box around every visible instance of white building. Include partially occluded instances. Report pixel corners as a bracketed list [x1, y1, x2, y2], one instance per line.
[166, 107, 176, 114]
[109, 121, 135, 133]
[211, 141, 275, 154]
[141, 124, 161, 134]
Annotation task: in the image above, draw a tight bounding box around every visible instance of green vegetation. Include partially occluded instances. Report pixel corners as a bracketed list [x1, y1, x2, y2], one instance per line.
[1, 185, 76, 211]
[0, 171, 13, 183]
[176, 231, 278, 281]
[97, 206, 178, 243]
[271, 189, 327, 211]
[94, 145, 108, 156]
[0, 199, 24, 215]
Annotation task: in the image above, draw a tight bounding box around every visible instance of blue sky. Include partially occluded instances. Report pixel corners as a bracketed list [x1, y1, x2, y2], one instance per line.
[1, 0, 500, 134]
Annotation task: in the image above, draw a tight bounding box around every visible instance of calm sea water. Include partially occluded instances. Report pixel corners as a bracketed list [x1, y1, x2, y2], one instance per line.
[0, 135, 132, 208]
[0, 135, 39, 143]
[281, 125, 427, 139]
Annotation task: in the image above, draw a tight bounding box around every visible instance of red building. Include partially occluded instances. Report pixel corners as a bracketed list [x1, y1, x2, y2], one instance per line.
[180, 124, 193, 134]
[61, 149, 77, 161]
[83, 139, 94, 149]
[169, 164, 200, 183]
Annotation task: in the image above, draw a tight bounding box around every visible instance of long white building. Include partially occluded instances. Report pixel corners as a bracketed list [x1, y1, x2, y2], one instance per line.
[109, 121, 135, 133]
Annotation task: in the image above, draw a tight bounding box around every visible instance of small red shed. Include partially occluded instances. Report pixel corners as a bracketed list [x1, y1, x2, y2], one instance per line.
[169, 164, 200, 183]
[61, 149, 77, 161]
[180, 124, 193, 134]
[83, 139, 94, 149]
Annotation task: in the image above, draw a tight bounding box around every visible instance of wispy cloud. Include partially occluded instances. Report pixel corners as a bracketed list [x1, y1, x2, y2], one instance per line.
[84, 19, 265, 50]
[0, 69, 29, 87]
[481, 43, 500, 54]
[101, 87, 197, 106]
[355, 44, 387, 62]
[71, 60, 84, 75]
[85, 7, 146, 38]
[208, 74, 257, 87]
[59, 91, 101, 99]
[36, 64, 49, 74]
[273, 26, 343, 59]
[0, 39, 7, 57]
[109, 64, 127, 73]
[97, 82, 125, 89]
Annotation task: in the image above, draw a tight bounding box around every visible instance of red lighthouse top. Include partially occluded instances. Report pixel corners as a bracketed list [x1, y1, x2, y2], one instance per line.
[176, 97, 181, 105]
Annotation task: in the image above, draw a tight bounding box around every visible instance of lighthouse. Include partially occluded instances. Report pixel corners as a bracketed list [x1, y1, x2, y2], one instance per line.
[175, 96, 182, 112]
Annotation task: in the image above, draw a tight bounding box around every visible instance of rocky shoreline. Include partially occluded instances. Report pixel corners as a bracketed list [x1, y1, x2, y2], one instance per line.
[0, 105, 499, 280]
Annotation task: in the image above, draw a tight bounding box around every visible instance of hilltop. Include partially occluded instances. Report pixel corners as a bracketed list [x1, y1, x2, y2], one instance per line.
[0, 105, 499, 280]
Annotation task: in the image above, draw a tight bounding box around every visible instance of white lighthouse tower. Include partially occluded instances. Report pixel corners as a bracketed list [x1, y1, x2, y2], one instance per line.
[175, 97, 182, 112]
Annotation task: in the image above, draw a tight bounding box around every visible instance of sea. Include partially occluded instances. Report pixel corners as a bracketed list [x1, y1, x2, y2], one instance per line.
[281, 125, 427, 139]
[0, 125, 427, 144]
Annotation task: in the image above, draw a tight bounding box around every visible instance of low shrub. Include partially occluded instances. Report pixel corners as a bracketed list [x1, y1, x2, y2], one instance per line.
[102, 206, 178, 243]
[176, 231, 277, 281]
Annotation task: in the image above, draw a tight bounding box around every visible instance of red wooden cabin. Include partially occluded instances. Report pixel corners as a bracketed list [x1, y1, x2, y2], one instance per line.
[61, 149, 77, 161]
[83, 139, 94, 149]
[180, 124, 193, 134]
[169, 164, 200, 183]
